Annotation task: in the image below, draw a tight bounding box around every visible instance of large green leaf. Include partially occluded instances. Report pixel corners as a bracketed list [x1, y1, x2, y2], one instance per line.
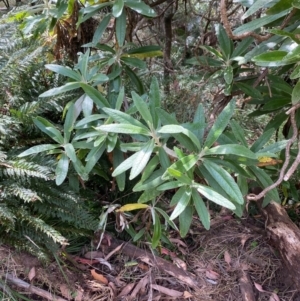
[170, 186, 191, 220]
[233, 9, 291, 35]
[252, 51, 299, 67]
[18, 144, 60, 157]
[124, 0, 156, 17]
[248, 166, 280, 204]
[79, 83, 110, 108]
[152, 211, 162, 248]
[121, 57, 146, 69]
[203, 159, 244, 205]
[34, 117, 64, 144]
[124, 65, 145, 94]
[45, 64, 81, 81]
[92, 14, 112, 44]
[55, 153, 69, 185]
[64, 143, 77, 162]
[39, 82, 81, 97]
[242, 0, 273, 20]
[179, 205, 193, 237]
[194, 183, 236, 210]
[132, 91, 153, 126]
[230, 121, 248, 146]
[162, 154, 199, 180]
[292, 80, 300, 104]
[64, 103, 77, 143]
[130, 139, 155, 180]
[250, 128, 275, 152]
[204, 144, 256, 159]
[116, 9, 126, 46]
[102, 108, 148, 129]
[85, 143, 106, 174]
[112, 0, 124, 17]
[98, 123, 151, 135]
[158, 125, 200, 150]
[204, 100, 235, 148]
[192, 188, 210, 230]
[112, 151, 139, 177]
[215, 24, 233, 59]
[149, 77, 161, 128]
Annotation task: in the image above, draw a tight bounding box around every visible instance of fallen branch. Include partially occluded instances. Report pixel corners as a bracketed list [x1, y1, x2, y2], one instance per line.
[2, 273, 68, 301]
[101, 235, 199, 289]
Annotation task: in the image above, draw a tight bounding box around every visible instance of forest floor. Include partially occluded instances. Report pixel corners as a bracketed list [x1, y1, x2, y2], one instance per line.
[1, 213, 300, 301]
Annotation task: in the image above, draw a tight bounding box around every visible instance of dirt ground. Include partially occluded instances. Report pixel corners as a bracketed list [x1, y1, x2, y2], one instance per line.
[1, 214, 300, 301]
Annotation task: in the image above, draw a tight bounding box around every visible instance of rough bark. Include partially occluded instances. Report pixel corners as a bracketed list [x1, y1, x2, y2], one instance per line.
[261, 201, 300, 290]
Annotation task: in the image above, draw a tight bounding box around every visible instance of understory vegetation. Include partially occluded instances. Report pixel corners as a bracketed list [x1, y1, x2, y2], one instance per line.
[1, 0, 300, 298]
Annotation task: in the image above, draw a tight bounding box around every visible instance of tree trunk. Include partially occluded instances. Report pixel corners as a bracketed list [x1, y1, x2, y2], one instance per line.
[261, 201, 300, 290]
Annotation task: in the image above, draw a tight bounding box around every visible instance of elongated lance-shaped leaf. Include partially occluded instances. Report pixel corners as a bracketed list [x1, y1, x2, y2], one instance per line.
[132, 91, 153, 126]
[34, 117, 64, 144]
[192, 188, 210, 230]
[92, 14, 112, 44]
[113, 148, 126, 191]
[141, 155, 160, 182]
[116, 9, 126, 46]
[113, 0, 124, 17]
[167, 168, 192, 185]
[18, 144, 60, 157]
[77, 49, 90, 80]
[74, 114, 106, 129]
[179, 205, 193, 237]
[112, 151, 140, 177]
[152, 211, 162, 248]
[56, 153, 69, 185]
[85, 143, 106, 174]
[162, 154, 198, 180]
[124, 0, 156, 17]
[203, 159, 244, 205]
[192, 104, 206, 145]
[215, 24, 233, 59]
[130, 139, 155, 180]
[230, 121, 248, 146]
[204, 100, 235, 148]
[102, 108, 149, 129]
[248, 166, 280, 204]
[194, 183, 236, 210]
[98, 123, 151, 136]
[79, 83, 110, 108]
[250, 128, 275, 152]
[158, 124, 201, 150]
[39, 82, 81, 98]
[149, 77, 161, 128]
[170, 186, 192, 220]
[64, 143, 77, 162]
[204, 144, 256, 159]
[64, 103, 77, 143]
[45, 64, 82, 81]
[115, 87, 125, 110]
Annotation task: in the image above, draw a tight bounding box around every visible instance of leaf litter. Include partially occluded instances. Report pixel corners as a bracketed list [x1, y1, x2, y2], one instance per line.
[0, 216, 300, 300]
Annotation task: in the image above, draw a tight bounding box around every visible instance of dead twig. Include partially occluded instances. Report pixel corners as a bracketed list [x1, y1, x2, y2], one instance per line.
[3, 273, 68, 301]
[247, 103, 300, 202]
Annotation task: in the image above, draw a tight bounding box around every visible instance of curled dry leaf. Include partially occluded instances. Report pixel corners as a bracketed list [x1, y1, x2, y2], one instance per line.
[28, 266, 36, 281]
[205, 269, 220, 280]
[224, 250, 231, 266]
[183, 291, 193, 299]
[151, 284, 183, 297]
[94, 257, 112, 270]
[90, 269, 108, 285]
[172, 257, 187, 270]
